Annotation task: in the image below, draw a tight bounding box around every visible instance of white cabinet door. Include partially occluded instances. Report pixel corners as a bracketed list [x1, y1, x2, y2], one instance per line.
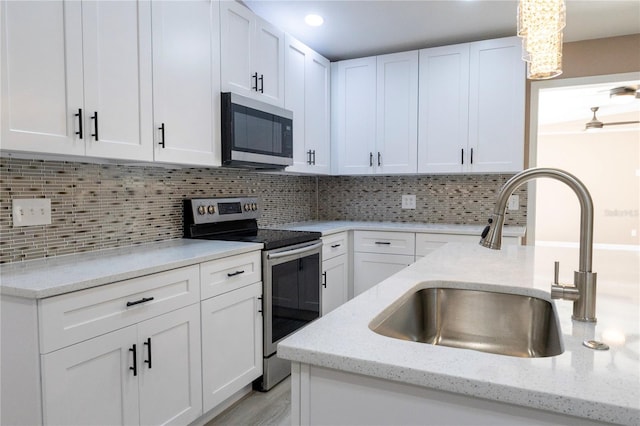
[41, 326, 139, 426]
[220, 0, 253, 97]
[82, 0, 153, 161]
[418, 44, 470, 173]
[220, 1, 284, 107]
[254, 15, 285, 107]
[151, 0, 221, 166]
[353, 253, 414, 296]
[285, 35, 330, 174]
[138, 304, 202, 426]
[1, 0, 84, 156]
[333, 57, 377, 175]
[468, 37, 525, 173]
[322, 254, 348, 315]
[201, 282, 263, 412]
[376, 51, 418, 174]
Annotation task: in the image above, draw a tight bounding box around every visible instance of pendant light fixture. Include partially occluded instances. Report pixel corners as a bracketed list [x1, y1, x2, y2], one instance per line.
[517, 0, 566, 80]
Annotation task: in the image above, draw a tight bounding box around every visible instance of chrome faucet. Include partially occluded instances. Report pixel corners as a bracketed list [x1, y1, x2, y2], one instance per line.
[479, 167, 597, 322]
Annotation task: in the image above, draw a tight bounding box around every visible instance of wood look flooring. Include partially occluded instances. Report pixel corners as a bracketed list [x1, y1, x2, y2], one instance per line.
[206, 377, 291, 426]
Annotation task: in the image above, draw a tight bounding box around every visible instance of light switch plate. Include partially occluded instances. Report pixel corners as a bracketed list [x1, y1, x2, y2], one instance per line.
[402, 194, 416, 209]
[12, 198, 52, 227]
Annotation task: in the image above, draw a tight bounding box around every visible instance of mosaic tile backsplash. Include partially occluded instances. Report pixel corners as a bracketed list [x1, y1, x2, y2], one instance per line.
[318, 174, 527, 225]
[1, 157, 526, 263]
[0, 158, 317, 263]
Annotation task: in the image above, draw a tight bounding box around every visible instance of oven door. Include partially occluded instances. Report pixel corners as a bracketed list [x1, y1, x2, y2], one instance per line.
[263, 241, 322, 356]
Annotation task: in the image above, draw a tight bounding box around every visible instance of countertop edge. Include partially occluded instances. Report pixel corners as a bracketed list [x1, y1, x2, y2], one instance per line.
[276, 344, 635, 425]
[1, 241, 264, 299]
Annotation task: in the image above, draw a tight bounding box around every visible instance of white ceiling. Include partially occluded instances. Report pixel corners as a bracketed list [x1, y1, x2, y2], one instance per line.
[243, 0, 640, 61]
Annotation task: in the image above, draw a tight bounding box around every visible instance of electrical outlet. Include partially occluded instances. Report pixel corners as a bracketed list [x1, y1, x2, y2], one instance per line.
[401, 194, 416, 209]
[12, 198, 52, 227]
[508, 195, 519, 211]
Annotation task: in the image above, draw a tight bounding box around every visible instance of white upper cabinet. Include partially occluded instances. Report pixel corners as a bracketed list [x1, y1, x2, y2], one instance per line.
[468, 37, 525, 173]
[151, 0, 221, 166]
[376, 51, 418, 174]
[1, 0, 153, 161]
[1, 1, 84, 156]
[417, 44, 470, 173]
[285, 35, 331, 174]
[333, 57, 377, 175]
[418, 36, 525, 174]
[333, 51, 418, 175]
[220, 0, 284, 107]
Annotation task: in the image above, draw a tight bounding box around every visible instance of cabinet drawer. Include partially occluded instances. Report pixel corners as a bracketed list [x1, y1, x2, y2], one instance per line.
[353, 231, 415, 256]
[38, 265, 200, 354]
[415, 233, 477, 257]
[200, 251, 262, 300]
[322, 232, 348, 260]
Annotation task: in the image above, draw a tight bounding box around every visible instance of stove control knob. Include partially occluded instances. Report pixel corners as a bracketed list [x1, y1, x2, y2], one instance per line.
[244, 203, 250, 211]
[197, 205, 206, 215]
[251, 203, 257, 211]
[207, 205, 215, 214]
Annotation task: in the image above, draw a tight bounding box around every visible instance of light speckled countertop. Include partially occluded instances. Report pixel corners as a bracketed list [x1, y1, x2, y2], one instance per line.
[278, 243, 640, 425]
[0, 239, 263, 299]
[270, 220, 526, 238]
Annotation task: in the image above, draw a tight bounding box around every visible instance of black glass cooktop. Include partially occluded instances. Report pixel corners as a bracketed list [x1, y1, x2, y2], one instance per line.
[197, 228, 321, 250]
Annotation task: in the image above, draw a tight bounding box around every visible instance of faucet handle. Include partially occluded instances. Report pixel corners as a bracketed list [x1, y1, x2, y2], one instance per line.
[554, 261, 560, 284]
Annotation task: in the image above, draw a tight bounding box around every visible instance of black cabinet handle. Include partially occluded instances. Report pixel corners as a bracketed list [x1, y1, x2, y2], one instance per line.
[75, 108, 83, 139]
[322, 271, 327, 288]
[312, 150, 316, 165]
[307, 150, 312, 165]
[252, 72, 258, 91]
[369, 152, 373, 167]
[470, 147, 474, 164]
[129, 344, 137, 376]
[126, 296, 154, 307]
[259, 74, 264, 93]
[258, 296, 263, 314]
[331, 244, 341, 248]
[378, 152, 381, 167]
[461, 148, 464, 165]
[144, 337, 152, 369]
[375, 241, 391, 245]
[91, 111, 99, 141]
[158, 123, 165, 148]
[227, 270, 245, 277]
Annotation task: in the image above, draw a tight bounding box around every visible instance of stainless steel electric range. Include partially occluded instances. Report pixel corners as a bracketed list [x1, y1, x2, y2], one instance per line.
[183, 197, 322, 391]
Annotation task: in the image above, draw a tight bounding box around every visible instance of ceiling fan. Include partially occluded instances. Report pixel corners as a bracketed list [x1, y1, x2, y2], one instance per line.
[584, 106, 640, 131]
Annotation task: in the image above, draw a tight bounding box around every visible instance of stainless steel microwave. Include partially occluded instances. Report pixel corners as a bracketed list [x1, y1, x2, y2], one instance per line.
[221, 92, 293, 169]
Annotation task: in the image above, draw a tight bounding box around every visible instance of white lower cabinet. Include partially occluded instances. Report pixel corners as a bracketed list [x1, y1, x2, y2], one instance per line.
[201, 282, 263, 413]
[353, 252, 415, 296]
[322, 255, 348, 315]
[41, 304, 202, 426]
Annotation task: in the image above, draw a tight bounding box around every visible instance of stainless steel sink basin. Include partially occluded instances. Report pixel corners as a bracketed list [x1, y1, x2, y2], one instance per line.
[370, 284, 564, 358]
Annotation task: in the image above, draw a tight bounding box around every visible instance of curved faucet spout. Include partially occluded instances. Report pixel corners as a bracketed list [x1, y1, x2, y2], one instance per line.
[479, 167, 597, 322]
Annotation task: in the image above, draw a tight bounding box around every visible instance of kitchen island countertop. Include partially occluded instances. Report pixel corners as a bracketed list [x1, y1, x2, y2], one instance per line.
[278, 243, 640, 425]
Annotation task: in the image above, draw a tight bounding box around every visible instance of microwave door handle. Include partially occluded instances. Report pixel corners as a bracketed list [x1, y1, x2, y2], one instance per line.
[266, 242, 322, 260]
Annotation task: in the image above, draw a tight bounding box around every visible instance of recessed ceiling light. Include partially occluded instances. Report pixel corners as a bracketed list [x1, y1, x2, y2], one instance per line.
[304, 14, 324, 27]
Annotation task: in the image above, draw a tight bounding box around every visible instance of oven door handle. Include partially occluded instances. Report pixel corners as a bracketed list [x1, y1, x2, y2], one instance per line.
[266, 242, 323, 260]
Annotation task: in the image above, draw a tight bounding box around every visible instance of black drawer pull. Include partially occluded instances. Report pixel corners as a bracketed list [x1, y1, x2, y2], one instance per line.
[126, 296, 154, 307]
[375, 241, 391, 245]
[227, 270, 245, 277]
[144, 337, 152, 369]
[331, 244, 341, 248]
[129, 344, 137, 376]
[322, 271, 327, 288]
